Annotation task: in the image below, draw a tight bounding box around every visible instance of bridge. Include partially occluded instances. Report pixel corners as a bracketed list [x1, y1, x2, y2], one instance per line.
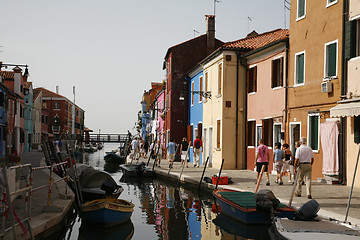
[78, 134, 131, 143]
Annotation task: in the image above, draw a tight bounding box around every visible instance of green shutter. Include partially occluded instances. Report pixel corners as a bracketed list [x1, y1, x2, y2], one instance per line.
[296, 54, 304, 84]
[326, 43, 337, 77]
[298, 0, 305, 17]
[355, 116, 360, 144]
[310, 116, 319, 150]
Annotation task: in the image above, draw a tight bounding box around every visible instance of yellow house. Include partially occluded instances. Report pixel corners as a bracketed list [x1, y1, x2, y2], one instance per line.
[201, 29, 289, 169]
[287, 0, 343, 181]
[330, 0, 360, 189]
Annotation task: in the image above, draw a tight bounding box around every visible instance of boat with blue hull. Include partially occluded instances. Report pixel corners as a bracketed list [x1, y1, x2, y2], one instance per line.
[80, 198, 134, 226]
[213, 189, 295, 224]
[104, 152, 126, 164]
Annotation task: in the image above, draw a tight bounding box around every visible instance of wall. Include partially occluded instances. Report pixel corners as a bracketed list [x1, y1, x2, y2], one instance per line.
[346, 117, 360, 188]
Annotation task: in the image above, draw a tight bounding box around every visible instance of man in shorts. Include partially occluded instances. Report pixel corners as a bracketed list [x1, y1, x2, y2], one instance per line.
[255, 139, 271, 186]
[166, 139, 176, 168]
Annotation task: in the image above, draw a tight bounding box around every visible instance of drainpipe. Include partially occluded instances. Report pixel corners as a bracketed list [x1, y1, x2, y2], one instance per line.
[237, 52, 247, 169]
[285, 41, 289, 138]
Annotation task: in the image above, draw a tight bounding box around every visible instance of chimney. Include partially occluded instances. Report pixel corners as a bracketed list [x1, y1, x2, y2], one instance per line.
[56, 86, 59, 94]
[13, 66, 22, 95]
[206, 15, 216, 55]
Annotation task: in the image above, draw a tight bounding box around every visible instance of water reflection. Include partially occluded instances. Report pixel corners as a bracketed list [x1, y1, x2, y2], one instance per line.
[78, 220, 134, 240]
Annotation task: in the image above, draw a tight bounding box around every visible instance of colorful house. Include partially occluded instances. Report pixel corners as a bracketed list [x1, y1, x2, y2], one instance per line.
[330, 0, 360, 188]
[186, 65, 204, 165]
[163, 15, 223, 145]
[24, 81, 33, 152]
[32, 88, 42, 149]
[287, 0, 343, 181]
[244, 30, 289, 172]
[0, 81, 8, 159]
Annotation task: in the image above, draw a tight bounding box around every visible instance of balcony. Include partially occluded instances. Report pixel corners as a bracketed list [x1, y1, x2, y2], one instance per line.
[347, 57, 360, 98]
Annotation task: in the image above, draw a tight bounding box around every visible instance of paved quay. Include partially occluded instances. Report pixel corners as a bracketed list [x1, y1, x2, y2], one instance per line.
[150, 160, 360, 227]
[4, 152, 74, 239]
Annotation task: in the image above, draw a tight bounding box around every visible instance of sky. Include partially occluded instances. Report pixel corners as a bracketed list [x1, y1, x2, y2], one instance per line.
[0, 0, 290, 134]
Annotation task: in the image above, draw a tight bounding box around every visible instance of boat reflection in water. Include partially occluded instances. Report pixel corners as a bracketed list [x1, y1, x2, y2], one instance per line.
[103, 162, 121, 173]
[78, 220, 134, 240]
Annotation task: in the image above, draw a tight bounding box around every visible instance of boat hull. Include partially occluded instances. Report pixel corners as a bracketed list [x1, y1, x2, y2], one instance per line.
[213, 189, 295, 224]
[80, 199, 134, 226]
[104, 153, 126, 164]
[119, 163, 154, 177]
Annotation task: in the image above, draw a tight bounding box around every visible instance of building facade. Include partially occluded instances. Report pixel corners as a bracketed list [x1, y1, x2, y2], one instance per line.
[24, 81, 33, 152]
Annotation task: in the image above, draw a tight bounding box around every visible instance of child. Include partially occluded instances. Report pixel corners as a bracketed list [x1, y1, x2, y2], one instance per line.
[273, 142, 284, 185]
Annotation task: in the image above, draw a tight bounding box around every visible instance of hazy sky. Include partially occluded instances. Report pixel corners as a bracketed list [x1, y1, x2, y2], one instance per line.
[0, 0, 289, 134]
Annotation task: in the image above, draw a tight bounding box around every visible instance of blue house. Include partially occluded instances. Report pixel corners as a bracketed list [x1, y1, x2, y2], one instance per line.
[24, 82, 33, 152]
[0, 82, 8, 159]
[187, 65, 204, 165]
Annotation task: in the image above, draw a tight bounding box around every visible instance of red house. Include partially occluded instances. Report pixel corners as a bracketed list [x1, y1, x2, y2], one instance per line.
[163, 15, 223, 144]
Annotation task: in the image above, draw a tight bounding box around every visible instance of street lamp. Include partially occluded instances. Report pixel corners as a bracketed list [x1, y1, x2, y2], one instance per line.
[179, 91, 212, 101]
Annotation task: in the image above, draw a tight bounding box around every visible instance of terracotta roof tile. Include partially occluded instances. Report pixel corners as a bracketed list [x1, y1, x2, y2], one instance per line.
[0, 71, 14, 80]
[34, 87, 66, 99]
[223, 29, 289, 51]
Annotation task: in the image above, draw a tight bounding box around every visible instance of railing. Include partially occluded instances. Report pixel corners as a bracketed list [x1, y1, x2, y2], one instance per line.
[78, 134, 129, 143]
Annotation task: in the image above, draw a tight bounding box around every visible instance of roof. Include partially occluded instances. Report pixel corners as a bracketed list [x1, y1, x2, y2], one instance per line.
[34, 87, 66, 99]
[0, 71, 14, 80]
[222, 29, 289, 51]
[24, 81, 32, 89]
[33, 88, 42, 101]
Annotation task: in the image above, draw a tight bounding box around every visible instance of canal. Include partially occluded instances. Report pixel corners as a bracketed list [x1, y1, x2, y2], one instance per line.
[63, 143, 272, 240]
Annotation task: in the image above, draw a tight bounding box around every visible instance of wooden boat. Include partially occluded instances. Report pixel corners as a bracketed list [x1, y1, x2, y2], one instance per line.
[68, 164, 123, 201]
[80, 198, 134, 226]
[104, 152, 126, 164]
[119, 162, 154, 177]
[213, 189, 295, 224]
[270, 217, 360, 240]
[79, 220, 134, 240]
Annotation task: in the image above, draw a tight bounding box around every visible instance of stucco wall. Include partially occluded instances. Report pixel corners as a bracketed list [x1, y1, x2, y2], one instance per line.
[346, 117, 360, 189]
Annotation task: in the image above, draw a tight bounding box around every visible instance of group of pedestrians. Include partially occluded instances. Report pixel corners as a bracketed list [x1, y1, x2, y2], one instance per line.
[255, 137, 314, 199]
[166, 136, 203, 168]
[130, 137, 150, 160]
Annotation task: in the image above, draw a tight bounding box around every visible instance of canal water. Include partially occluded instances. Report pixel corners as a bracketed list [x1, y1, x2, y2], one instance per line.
[64, 143, 272, 240]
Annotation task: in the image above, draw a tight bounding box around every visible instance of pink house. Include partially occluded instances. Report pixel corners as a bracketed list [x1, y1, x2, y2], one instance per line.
[151, 89, 165, 146]
[245, 31, 289, 172]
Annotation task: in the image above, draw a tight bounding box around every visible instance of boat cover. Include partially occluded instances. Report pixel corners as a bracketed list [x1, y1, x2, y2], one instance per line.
[220, 191, 287, 208]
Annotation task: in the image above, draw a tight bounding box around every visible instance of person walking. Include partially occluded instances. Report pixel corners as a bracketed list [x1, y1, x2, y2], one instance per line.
[193, 136, 203, 167]
[154, 140, 163, 167]
[294, 137, 314, 199]
[143, 140, 149, 157]
[131, 137, 140, 160]
[273, 142, 284, 185]
[255, 139, 271, 186]
[282, 143, 294, 183]
[180, 137, 189, 168]
[166, 139, 176, 168]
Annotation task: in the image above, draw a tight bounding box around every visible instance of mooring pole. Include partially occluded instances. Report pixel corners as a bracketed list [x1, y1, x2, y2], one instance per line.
[345, 144, 360, 222]
[2, 167, 17, 240]
[288, 169, 300, 207]
[215, 159, 225, 190]
[254, 165, 265, 193]
[197, 157, 210, 192]
[147, 133, 157, 166]
[177, 147, 190, 185]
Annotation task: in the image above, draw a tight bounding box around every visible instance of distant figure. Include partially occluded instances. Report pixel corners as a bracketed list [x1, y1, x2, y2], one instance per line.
[180, 137, 189, 168]
[282, 143, 294, 183]
[255, 139, 271, 186]
[193, 136, 203, 167]
[273, 142, 284, 185]
[155, 140, 163, 167]
[143, 140, 149, 157]
[131, 137, 140, 160]
[167, 139, 176, 168]
[294, 137, 314, 199]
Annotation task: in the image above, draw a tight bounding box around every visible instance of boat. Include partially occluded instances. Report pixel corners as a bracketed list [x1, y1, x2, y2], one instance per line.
[79, 220, 134, 240]
[212, 189, 295, 224]
[68, 164, 123, 201]
[270, 217, 360, 240]
[119, 162, 154, 177]
[213, 213, 271, 239]
[104, 152, 126, 164]
[80, 198, 134, 226]
[103, 162, 121, 173]
[97, 142, 104, 150]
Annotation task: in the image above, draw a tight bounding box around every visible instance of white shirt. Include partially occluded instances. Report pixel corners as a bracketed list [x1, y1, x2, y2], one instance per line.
[131, 139, 139, 150]
[295, 144, 314, 163]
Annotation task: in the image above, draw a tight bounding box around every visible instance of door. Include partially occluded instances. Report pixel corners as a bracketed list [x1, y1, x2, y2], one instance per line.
[203, 128, 207, 165]
[290, 123, 301, 152]
[209, 127, 213, 167]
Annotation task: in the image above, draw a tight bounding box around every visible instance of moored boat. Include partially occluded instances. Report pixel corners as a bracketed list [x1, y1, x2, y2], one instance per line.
[270, 217, 360, 240]
[119, 162, 154, 177]
[213, 189, 295, 224]
[79, 220, 134, 240]
[80, 198, 135, 226]
[104, 152, 126, 164]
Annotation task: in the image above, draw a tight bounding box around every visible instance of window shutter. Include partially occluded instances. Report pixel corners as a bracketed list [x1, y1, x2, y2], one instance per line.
[296, 54, 304, 84]
[327, 43, 337, 77]
[355, 116, 360, 144]
[271, 60, 276, 88]
[247, 68, 250, 93]
[298, 0, 305, 17]
[280, 57, 284, 86]
[190, 125, 193, 145]
[197, 123, 202, 138]
[269, 118, 273, 147]
[254, 66, 257, 92]
[217, 120, 221, 148]
[262, 120, 265, 141]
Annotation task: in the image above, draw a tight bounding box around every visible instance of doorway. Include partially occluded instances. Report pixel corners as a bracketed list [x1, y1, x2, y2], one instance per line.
[209, 127, 213, 167]
[290, 122, 301, 152]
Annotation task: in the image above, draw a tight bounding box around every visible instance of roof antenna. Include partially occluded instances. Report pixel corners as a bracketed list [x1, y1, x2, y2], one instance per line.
[194, 30, 200, 38]
[247, 16, 253, 33]
[284, 0, 290, 29]
[214, 0, 220, 16]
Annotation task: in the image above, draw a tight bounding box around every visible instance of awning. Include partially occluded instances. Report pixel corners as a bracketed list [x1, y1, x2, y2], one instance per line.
[330, 101, 360, 118]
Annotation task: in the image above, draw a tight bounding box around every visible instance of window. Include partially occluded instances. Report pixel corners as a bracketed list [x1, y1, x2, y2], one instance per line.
[324, 40, 338, 78]
[248, 121, 256, 147]
[326, 0, 337, 7]
[297, 0, 306, 20]
[308, 113, 320, 151]
[205, 72, 208, 93]
[46, 116, 48, 124]
[248, 66, 257, 93]
[0, 92, 4, 107]
[256, 125, 262, 147]
[295, 51, 305, 85]
[54, 102, 60, 110]
[199, 76, 203, 102]
[217, 120, 221, 148]
[274, 124, 282, 147]
[42, 102, 47, 109]
[20, 105, 23, 118]
[187, 125, 193, 144]
[218, 63, 222, 95]
[41, 115, 44, 123]
[263, 119, 273, 147]
[191, 82, 194, 105]
[272, 57, 284, 88]
[355, 116, 360, 144]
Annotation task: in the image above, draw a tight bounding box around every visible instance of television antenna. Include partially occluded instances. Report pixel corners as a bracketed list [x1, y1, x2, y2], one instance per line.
[284, 0, 290, 28]
[194, 30, 200, 38]
[214, 0, 220, 15]
[247, 16, 253, 33]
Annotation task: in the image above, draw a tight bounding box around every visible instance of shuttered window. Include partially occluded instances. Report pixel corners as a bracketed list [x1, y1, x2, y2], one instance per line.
[187, 125, 193, 145]
[308, 114, 319, 151]
[217, 120, 221, 148]
[247, 121, 256, 147]
[355, 116, 360, 144]
[295, 52, 305, 85]
[199, 76, 203, 102]
[197, 123, 202, 138]
[325, 41, 337, 78]
[248, 66, 257, 93]
[262, 119, 273, 147]
[297, 0, 306, 19]
[272, 57, 284, 88]
[218, 63, 222, 95]
[191, 82, 194, 105]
